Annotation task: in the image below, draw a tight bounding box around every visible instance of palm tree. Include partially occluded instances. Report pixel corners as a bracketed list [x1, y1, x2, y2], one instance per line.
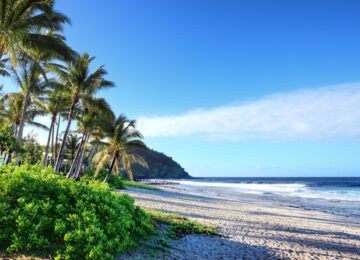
[0, 0, 73, 66]
[14, 30, 75, 141]
[52, 53, 114, 172]
[54, 102, 82, 164]
[9, 56, 58, 139]
[85, 122, 106, 171]
[0, 92, 48, 163]
[1, 92, 48, 136]
[41, 89, 70, 167]
[68, 96, 114, 179]
[94, 115, 148, 182]
[65, 133, 82, 163]
[1, 93, 23, 136]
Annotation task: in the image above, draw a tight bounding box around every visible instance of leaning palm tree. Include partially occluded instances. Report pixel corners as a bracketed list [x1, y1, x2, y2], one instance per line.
[85, 122, 106, 171]
[14, 30, 75, 140]
[0, 0, 73, 66]
[52, 53, 114, 172]
[1, 92, 48, 136]
[68, 96, 115, 179]
[9, 58, 49, 139]
[94, 115, 148, 182]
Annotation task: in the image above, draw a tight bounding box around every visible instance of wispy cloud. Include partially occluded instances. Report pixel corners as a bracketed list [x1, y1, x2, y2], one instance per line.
[137, 83, 360, 141]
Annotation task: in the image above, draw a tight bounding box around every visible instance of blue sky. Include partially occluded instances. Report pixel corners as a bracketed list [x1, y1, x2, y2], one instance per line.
[4, 0, 360, 177]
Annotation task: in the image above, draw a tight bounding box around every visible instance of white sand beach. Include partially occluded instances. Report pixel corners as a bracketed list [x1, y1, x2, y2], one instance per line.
[120, 187, 360, 260]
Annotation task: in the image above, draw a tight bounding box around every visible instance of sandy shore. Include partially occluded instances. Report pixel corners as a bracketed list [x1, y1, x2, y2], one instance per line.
[118, 186, 360, 260]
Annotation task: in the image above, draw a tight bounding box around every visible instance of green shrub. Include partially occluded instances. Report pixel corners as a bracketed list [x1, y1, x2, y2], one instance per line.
[81, 169, 125, 190]
[0, 164, 154, 259]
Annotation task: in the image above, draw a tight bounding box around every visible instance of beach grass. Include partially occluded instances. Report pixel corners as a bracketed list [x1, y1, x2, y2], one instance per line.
[118, 209, 218, 258]
[123, 180, 161, 190]
[146, 210, 218, 239]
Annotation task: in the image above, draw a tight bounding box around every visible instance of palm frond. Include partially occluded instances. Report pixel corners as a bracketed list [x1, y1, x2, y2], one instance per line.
[27, 120, 49, 131]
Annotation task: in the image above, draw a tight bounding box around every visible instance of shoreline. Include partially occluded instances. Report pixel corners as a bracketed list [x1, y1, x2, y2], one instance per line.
[146, 179, 360, 219]
[120, 186, 360, 259]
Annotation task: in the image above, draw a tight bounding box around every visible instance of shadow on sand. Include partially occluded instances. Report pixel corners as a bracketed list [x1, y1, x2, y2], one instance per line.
[121, 187, 360, 259]
[118, 232, 277, 260]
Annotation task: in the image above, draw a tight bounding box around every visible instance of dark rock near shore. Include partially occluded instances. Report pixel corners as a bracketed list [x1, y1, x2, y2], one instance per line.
[140, 180, 180, 186]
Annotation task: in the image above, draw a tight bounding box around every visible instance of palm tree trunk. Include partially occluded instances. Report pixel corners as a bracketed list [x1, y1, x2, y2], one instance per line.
[73, 133, 89, 180]
[85, 144, 97, 170]
[14, 124, 19, 137]
[43, 114, 56, 167]
[55, 114, 61, 160]
[103, 155, 117, 183]
[17, 63, 38, 140]
[67, 133, 85, 178]
[51, 122, 55, 166]
[5, 151, 13, 164]
[128, 168, 134, 181]
[0, 43, 4, 59]
[17, 89, 31, 140]
[55, 101, 76, 172]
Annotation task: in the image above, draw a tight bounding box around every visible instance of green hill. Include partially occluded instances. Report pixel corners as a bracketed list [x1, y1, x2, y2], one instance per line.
[132, 149, 192, 179]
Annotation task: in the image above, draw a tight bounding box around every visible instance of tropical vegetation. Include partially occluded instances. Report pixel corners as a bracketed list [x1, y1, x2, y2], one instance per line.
[93, 114, 148, 182]
[0, 0, 148, 182]
[0, 0, 213, 258]
[0, 0, 153, 258]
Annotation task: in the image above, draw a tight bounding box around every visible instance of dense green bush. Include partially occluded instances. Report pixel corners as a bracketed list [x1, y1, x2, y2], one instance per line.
[81, 168, 125, 190]
[0, 165, 154, 259]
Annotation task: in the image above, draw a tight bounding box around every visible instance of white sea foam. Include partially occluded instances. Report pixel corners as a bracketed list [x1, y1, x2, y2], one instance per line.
[176, 180, 360, 202]
[295, 190, 360, 202]
[177, 181, 306, 195]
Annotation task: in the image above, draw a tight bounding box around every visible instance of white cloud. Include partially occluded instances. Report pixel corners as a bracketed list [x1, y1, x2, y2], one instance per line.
[137, 83, 360, 141]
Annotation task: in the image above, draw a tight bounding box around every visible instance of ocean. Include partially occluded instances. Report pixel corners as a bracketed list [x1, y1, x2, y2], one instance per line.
[163, 177, 360, 218]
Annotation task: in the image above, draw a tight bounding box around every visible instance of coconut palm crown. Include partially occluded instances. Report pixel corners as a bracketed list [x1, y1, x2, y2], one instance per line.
[0, 0, 74, 65]
[94, 114, 148, 182]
